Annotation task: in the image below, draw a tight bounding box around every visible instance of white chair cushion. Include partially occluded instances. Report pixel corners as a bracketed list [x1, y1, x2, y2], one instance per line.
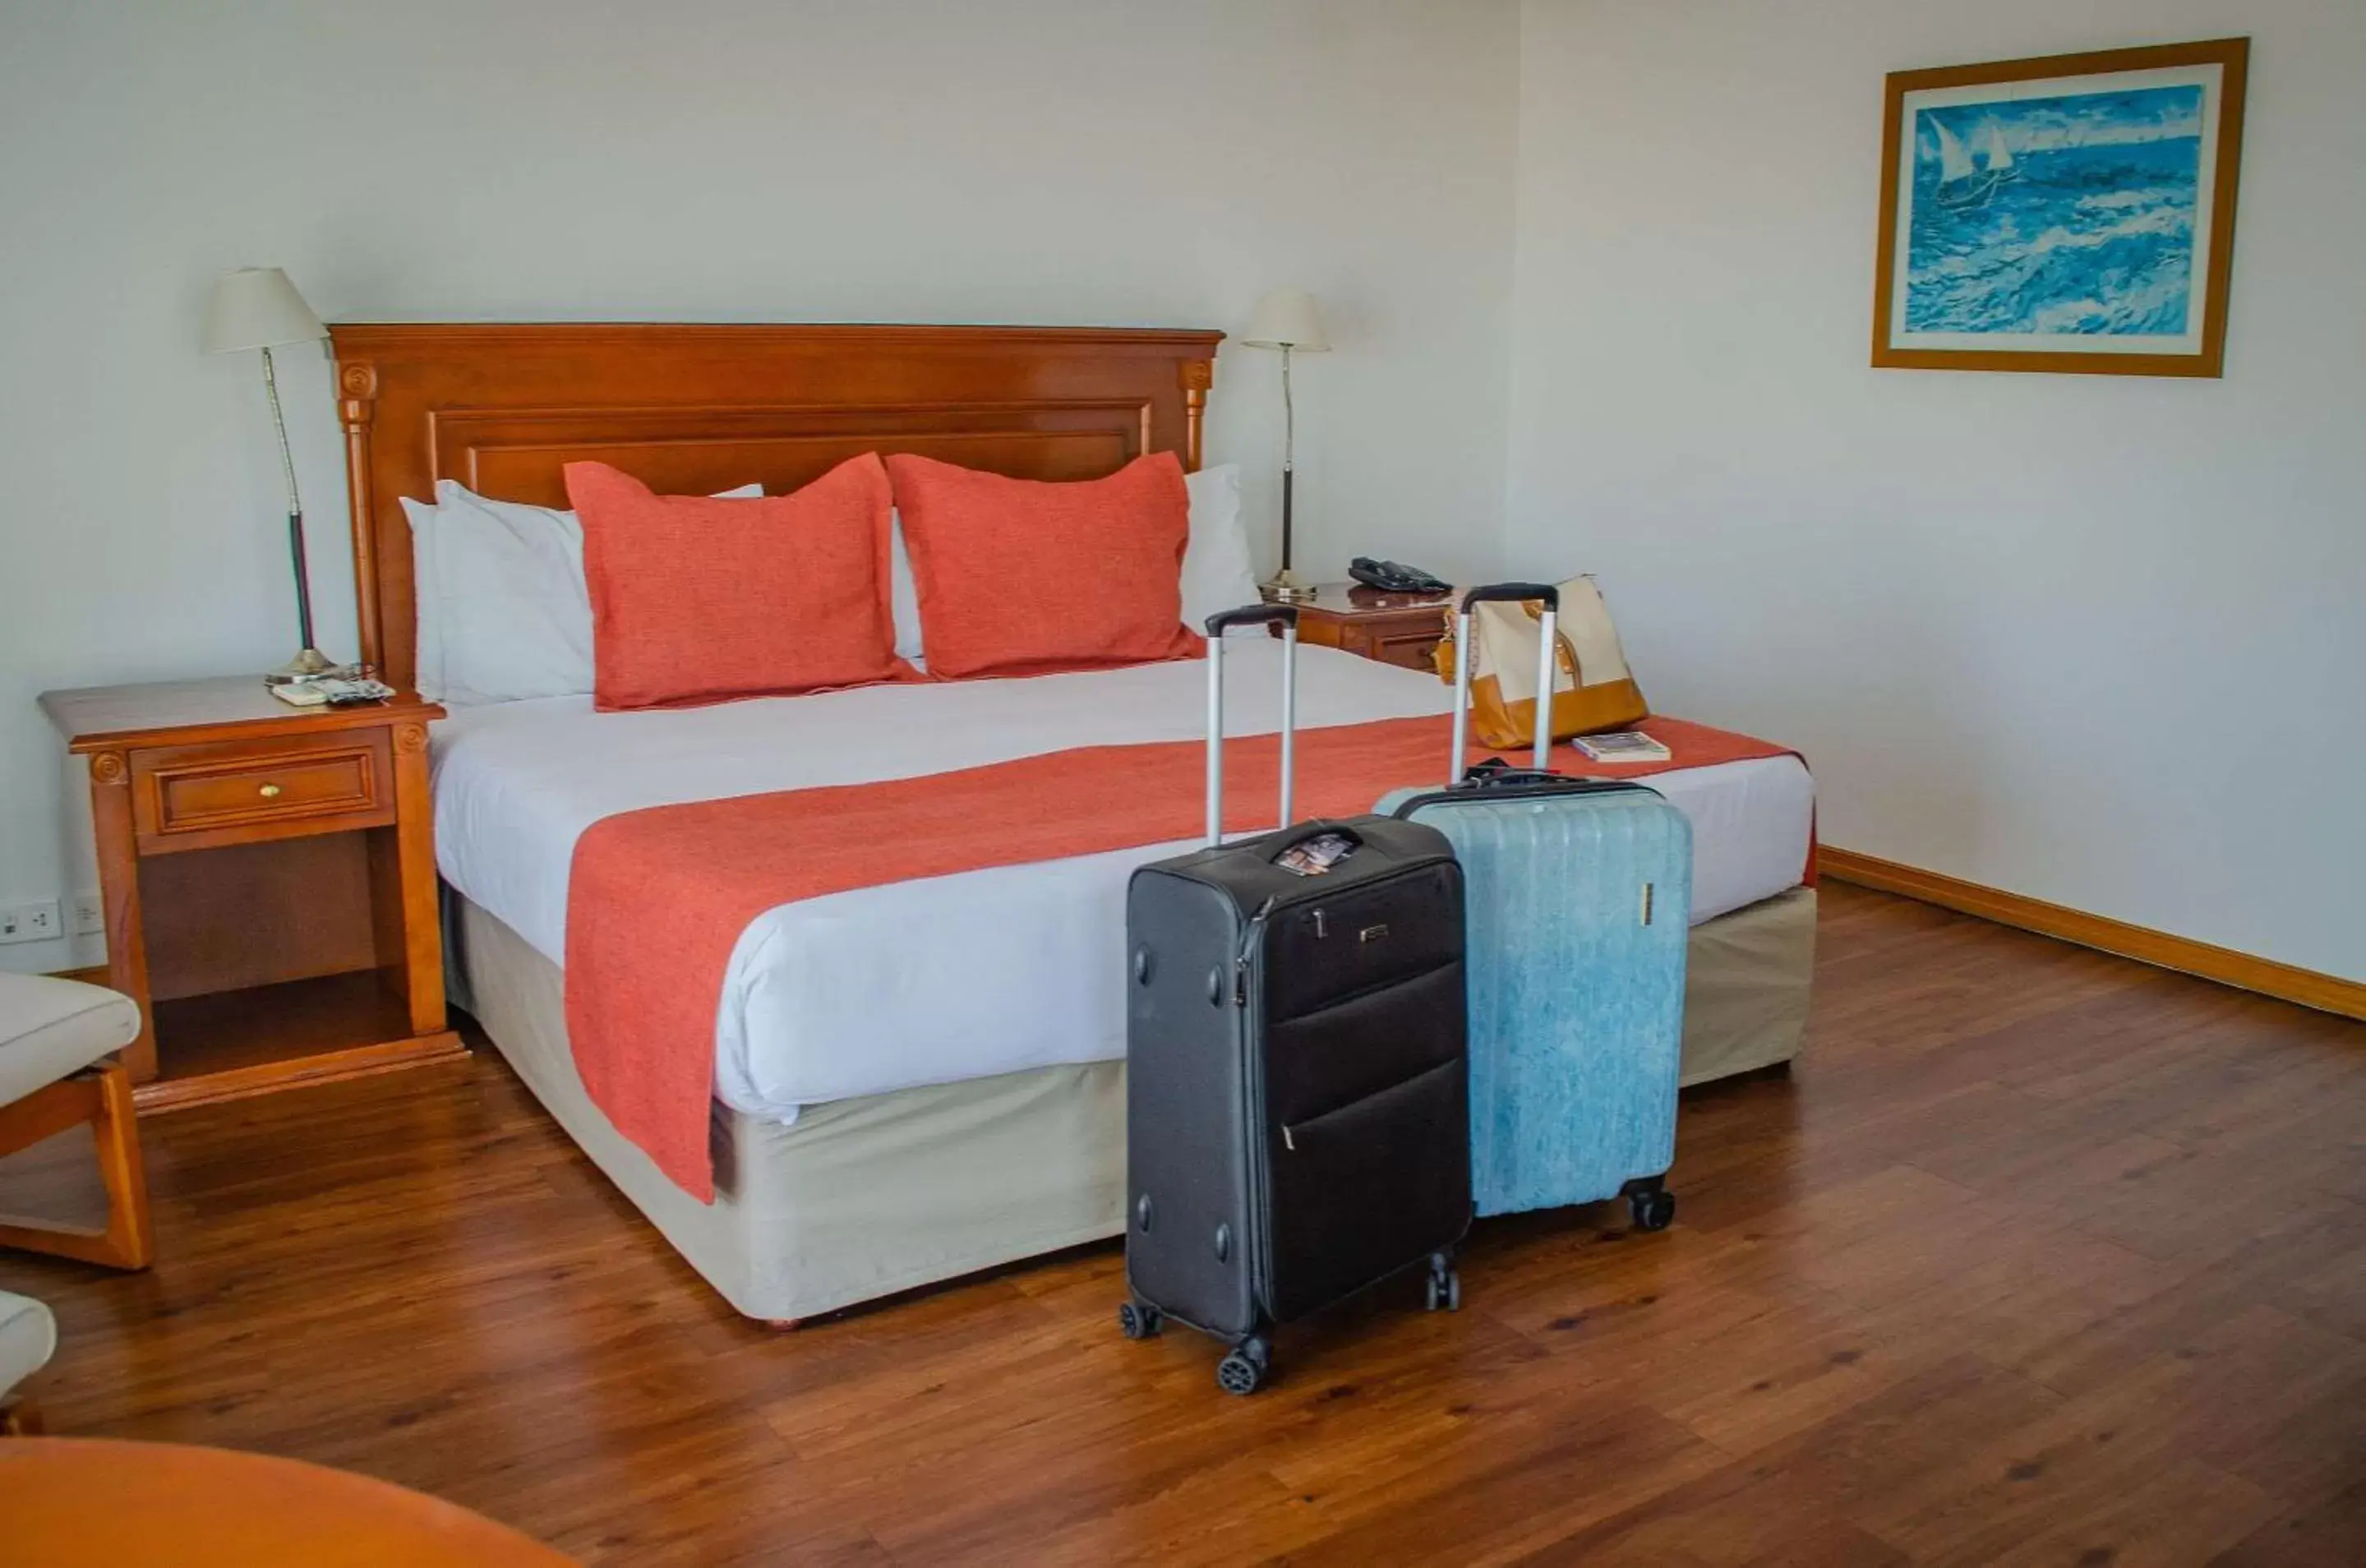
[0, 972, 141, 1108]
[0, 1290, 57, 1396]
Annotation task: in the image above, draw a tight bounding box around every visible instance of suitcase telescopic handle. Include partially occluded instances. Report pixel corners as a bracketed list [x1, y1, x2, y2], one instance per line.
[1204, 603, 1300, 847]
[1450, 583, 1560, 779]
[1205, 604, 1301, 637]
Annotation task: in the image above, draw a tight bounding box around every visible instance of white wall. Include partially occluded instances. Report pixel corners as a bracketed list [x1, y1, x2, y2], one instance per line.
[1509, 0, 2366, 983]
[0, 0, 1520, 972]
[12, 0, 2354, 987]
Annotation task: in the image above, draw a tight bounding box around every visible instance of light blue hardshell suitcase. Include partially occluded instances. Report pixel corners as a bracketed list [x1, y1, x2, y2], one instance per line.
[1377, 583, 1693, 1228]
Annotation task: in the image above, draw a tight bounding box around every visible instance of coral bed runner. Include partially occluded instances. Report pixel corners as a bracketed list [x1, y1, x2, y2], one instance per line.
[566, 714, 1803, 1200]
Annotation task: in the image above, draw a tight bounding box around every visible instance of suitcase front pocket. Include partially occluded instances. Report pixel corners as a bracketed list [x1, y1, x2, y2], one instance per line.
[1264, 961, 1464, 1129]
[1265, 1058, 1470, 1322]
[1261, 864, 1463, 1022]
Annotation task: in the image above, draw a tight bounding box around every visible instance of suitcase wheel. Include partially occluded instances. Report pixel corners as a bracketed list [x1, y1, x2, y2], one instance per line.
[1630, 1187, 1676, 1233]
[1424, 1261, 1462, 1313]
[1216, 1335, 1271, 1397]
[1117, 1300, 1163, 1341]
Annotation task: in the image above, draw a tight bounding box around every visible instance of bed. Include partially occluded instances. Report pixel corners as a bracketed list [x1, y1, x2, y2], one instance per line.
[331, 323, 1817, 1322]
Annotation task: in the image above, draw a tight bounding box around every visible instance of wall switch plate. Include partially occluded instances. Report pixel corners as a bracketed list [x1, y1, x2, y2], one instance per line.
[0, 899, 62, 945]
[72, 893, 104, 938]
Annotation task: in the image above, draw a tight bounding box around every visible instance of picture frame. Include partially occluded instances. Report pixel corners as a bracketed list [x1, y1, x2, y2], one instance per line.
[1871, 37, 2249, 377]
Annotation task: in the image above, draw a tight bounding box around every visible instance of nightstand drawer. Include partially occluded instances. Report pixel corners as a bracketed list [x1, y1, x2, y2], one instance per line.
[1288, 584, 1454, 675]
[132, 733, 396, 851]
[1367, 626, 1446, 671]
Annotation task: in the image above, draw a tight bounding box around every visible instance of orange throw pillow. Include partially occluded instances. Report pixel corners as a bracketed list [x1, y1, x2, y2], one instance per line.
[885, 451, 1202, 679]
[566, 455, 903, 711]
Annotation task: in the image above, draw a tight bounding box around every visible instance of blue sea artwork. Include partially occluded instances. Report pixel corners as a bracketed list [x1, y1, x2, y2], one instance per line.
[1904, 84, 2204, 338]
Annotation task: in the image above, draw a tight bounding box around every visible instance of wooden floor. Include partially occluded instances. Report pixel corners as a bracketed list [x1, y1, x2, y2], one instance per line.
[4, 883, 2364, 1566]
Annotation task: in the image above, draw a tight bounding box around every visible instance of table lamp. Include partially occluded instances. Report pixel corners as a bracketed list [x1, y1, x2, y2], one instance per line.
[201, 267, 336, 685]
[1243, 288, 1330, 604]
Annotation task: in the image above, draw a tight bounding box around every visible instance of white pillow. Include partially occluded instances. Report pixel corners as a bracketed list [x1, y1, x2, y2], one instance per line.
[401, 492, 450, 701]
[405, 479, 759, 705]
[888, 510, 925, 667]
[1180, 463, 1261, 633]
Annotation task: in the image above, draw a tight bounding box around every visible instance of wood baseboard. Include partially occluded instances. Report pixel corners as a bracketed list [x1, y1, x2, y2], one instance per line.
[1817, 847, 2366, 1023]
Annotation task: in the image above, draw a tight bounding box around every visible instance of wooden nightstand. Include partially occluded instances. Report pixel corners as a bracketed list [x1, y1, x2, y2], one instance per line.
[39, 677, 464, 1113]
[1289, 583, 1455, 672]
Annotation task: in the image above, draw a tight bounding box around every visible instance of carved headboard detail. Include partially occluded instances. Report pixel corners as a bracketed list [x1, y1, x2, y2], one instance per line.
[327, 323, 1223, 692]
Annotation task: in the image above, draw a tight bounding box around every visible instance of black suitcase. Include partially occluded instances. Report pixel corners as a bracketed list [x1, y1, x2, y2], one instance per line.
[1120, 602, 1473, 1396]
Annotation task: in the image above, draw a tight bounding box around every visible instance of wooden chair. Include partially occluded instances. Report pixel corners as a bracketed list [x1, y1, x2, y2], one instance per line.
[0, 973, 152, 1271]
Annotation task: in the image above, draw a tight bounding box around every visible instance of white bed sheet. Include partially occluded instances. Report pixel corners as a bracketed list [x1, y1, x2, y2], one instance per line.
[431, 643, 1813, 1122]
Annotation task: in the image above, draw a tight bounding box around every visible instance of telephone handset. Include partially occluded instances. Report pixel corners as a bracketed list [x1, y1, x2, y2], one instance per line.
[1348, 557, 1450, 596]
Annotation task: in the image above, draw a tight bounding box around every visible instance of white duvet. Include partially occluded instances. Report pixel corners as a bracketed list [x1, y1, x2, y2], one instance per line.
[431, 642, 1813, 1122]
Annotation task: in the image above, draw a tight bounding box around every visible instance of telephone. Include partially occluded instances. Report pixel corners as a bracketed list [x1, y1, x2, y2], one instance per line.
[1349, 557, 1451, 596]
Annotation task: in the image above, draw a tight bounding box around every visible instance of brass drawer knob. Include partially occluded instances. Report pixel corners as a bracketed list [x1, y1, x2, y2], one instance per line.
[258, 782, 283, 800]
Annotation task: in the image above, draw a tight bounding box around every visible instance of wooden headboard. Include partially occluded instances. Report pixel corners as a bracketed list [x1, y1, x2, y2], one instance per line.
[327, 322, 1223, 692]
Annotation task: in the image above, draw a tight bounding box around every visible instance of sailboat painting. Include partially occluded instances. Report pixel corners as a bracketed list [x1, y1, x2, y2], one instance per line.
[1928, 118, 2018, 211]
[1874, 39, 2249, 376]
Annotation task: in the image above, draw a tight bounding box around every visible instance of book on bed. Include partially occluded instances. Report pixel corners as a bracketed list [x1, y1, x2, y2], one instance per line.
[1569, 731, 1672, 763]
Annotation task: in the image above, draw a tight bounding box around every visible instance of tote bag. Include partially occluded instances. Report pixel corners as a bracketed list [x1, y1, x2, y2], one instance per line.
[1432, 574, 1647, 749]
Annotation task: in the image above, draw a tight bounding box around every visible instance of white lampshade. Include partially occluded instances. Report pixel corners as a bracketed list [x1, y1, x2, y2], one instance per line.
[1242, 288, 1331, 353]
[201, 267, 326, 354]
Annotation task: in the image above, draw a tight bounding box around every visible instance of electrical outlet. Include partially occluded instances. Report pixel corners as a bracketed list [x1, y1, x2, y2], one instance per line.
[0, 899, 62, 945]
[72, 893, 104, 938]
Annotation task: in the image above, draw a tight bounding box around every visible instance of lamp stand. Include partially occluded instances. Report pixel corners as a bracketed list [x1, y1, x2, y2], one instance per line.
[256, 344, 337, 685]
[1260, 344, 1313, 604]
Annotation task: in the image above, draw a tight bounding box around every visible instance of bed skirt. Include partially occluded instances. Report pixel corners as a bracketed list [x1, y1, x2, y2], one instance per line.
[1679, 883, 1818, 1085]
[454, 885, 1815, 1323]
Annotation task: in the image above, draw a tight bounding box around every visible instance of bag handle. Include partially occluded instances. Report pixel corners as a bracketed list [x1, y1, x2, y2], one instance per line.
[1450, 583, 1560, 780]
[1455, 757, 1647, 796]
[1261, 819, 1363, 864]
[1204, 603, 1299, 846]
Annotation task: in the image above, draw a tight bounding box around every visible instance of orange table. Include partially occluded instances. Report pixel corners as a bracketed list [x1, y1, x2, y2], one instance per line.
[0, 1438, 574, 1565]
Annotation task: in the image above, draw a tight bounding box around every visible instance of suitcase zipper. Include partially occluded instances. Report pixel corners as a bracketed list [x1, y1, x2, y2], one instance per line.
[1243, 897, 1279, 1317]
[1234, 896, 1275, 1008]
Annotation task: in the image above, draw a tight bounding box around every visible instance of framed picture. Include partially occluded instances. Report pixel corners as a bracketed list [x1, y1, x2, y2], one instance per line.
[1872, 38, 2249, 377]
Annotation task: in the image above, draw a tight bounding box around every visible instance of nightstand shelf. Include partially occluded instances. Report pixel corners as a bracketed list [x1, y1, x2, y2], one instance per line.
[39, 676, 464, 1114]
[138, 971, 439, 1112]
